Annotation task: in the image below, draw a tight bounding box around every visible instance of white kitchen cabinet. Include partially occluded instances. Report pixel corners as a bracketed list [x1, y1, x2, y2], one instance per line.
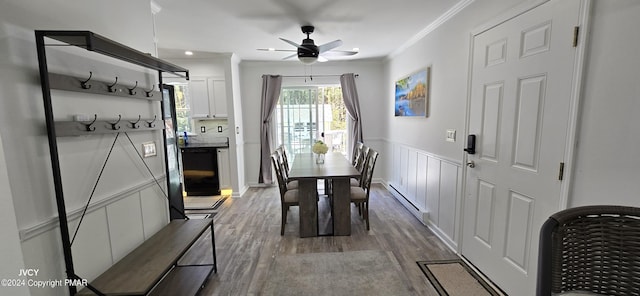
[189, 77, 227, 119]
[189, 78, 210, 118]
[208, 78, 227, 118]
[217, 148, 231, 190]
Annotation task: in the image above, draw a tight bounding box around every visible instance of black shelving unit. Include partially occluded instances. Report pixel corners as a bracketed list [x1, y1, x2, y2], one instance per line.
[35, 30, 191, 295]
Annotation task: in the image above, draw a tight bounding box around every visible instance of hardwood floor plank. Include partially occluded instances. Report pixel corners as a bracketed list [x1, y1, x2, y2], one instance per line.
[181, 184, 457, 295]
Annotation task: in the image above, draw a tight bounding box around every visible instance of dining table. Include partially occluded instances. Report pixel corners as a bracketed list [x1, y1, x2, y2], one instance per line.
[287, 152, 361, 237]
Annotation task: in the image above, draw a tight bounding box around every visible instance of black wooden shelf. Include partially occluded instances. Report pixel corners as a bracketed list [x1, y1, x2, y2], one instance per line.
[37, 30, 189, 78]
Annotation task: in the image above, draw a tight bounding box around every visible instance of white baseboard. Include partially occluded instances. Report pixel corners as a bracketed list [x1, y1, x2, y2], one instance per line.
[385, 182, 457, 252]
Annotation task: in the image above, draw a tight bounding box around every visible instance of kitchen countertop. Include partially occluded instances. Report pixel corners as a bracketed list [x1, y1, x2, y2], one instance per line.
[179, 142, 229, 149]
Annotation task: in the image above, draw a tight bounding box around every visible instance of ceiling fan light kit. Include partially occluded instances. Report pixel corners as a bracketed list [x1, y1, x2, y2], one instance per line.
[259, 25, 358, 64]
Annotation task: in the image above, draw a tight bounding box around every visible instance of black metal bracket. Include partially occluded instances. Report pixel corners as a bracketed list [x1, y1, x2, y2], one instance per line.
[80, 114, 98, 132]
[129, 115, 141, 129]
[128, 81, 138, 95]
[145, 115, 157, 128]
[107, 77, 118, 93]
[145, 84, 155, 98]
[80, 72, 92, 89]
[107, 115, 122, 130]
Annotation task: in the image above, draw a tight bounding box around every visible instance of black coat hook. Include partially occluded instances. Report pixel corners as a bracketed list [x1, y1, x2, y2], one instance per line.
[129, 115, 141, 129]
[107, 115, 122, 130]
[128, 81, 138, 95]
[107, 77, 119, 93]
[145, 85, 155, 98]
[80, 114, 98, 132]
[81, 72, 93, 89]
[145, 115, 157, 128]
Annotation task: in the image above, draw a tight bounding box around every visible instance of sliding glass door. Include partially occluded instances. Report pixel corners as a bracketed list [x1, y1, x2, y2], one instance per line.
[275, 86, 347, 156]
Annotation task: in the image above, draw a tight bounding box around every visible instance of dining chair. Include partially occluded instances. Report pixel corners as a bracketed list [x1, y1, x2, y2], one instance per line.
[351, 145, 370, 187]
[274, 147, 297, 189]
[351, 142, 364, 166]
[271, 153, 300, 235]
[277, 144, 290, 172]
[536, 205, 640, 296]
[350, 148, 378, 231]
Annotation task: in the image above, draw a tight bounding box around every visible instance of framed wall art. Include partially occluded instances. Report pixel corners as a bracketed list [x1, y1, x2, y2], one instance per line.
[394, 68, 430, 117]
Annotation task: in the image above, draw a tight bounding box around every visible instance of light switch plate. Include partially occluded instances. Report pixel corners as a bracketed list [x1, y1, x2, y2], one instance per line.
[142, 142, 157, 157]
[446, 129, 456, 142]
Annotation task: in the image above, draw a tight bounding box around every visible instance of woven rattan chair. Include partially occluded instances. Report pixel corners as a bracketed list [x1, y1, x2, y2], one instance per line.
[536, 205, 640, 296]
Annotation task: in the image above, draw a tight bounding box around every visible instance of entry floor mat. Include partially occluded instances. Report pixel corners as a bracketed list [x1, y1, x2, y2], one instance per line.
[417, 259, 503, 296]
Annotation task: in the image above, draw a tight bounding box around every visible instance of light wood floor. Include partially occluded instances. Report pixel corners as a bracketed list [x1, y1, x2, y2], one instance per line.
[179, 184, 459, 295]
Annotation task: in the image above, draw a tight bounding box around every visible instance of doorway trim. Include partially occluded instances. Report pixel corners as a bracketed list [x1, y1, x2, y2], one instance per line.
[458, 0, 592, 254]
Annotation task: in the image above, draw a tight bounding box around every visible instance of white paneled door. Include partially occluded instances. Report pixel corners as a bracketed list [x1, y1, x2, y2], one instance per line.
[462, 0, 582, 294]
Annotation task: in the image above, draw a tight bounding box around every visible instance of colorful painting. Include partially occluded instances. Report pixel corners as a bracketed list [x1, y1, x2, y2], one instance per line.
[395, 68, 429, 117]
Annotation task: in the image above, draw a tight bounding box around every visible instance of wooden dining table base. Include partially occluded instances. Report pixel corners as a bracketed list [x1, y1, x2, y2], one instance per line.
[298, 178, 319, 238]
[297, 177, 352, 237]
[331, 177, 351, 236]
[289, 153, 359, 238]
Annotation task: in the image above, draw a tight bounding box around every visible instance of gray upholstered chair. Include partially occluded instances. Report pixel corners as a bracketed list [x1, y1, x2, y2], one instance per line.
[536, 205, 640, 296]
[350, 149, 378, 231]
[271, 153, 299, 235]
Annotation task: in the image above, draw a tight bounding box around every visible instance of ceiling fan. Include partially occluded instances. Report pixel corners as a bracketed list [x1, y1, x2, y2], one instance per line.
[258, 25, 358, 64]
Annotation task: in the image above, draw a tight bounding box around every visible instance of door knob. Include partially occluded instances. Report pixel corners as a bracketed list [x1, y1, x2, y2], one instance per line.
[467, 160, 476, 168]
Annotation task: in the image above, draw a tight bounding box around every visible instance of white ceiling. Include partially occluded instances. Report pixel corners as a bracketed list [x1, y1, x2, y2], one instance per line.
[153, 0, 460, 61]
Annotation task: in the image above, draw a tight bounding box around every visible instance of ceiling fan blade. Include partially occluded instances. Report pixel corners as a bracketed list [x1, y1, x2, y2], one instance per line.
[279, 38, 303, 49]
[321, 50, 359, 57]
[257, 48, 297, 52]
[282, 53, 298, 60]
[317, 56, 329, 62]
[318, 39, 343, 53]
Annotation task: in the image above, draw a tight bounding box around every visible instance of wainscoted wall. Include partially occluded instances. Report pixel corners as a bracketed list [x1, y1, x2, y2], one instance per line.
[19, 182, 167, 296]
[386, 142, 462, 249]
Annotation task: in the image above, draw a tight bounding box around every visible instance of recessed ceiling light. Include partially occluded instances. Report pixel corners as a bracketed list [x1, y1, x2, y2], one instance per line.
[185, 51, 193, 56]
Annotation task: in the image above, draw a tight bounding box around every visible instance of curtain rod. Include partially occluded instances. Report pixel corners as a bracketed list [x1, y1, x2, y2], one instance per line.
[262, 74, 359, 78]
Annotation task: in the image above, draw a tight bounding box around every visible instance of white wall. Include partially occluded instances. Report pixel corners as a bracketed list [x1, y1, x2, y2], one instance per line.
[569, 0, 640, 207]
[383, 0, 531, 247]
[0, 134, 29, 295]
[384, 0, 530, 162]
[230, 54, 247, 195]
[239, 60, 386, 185]
[0, 1, 169, 295]
[383, 0, 640, 246]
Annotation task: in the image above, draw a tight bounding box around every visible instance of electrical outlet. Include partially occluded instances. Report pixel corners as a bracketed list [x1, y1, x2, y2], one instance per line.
[200, 126, 206, 133]
[218, 126, 223, 133]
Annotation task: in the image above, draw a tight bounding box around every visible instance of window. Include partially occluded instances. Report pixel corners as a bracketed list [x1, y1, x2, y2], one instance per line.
[275, 86, 348, 156]
[166, 82, 192, 133]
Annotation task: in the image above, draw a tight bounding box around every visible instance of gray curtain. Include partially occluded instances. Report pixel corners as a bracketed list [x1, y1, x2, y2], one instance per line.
[258, 75, 283, 184]
[340, 73, 363, 160]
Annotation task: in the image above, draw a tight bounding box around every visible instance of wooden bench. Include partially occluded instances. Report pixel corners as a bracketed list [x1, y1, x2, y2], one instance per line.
[78, 218, 216, 295]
